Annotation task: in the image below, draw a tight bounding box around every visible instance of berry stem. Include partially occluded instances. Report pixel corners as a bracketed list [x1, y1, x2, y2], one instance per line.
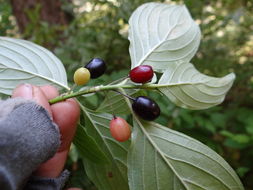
[112, 90, 136, 101]
[68, 84, 77, 94]
[48, 82, 194, 104]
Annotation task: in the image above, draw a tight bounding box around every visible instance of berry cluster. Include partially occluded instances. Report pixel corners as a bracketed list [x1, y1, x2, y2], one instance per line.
[73, 60, 160, 142]
[74, 58, 106, 85]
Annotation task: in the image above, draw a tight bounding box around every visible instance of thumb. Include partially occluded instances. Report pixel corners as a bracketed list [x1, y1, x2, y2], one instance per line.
[12, 84, 52, 116]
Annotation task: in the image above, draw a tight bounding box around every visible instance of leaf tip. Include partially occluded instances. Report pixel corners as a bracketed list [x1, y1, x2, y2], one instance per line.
[221, 72, 236, 85]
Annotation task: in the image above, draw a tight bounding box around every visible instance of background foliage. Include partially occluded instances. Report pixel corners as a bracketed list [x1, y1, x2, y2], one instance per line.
[1, 0, 253, 189]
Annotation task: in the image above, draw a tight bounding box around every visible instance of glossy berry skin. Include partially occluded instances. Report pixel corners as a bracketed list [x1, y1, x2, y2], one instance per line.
[129, 65, 154, 83]
[73, 67, 90, 85]
[85, 58, 106, 79]
[132, 96, 160, 121]
[110, 117, 131, 142]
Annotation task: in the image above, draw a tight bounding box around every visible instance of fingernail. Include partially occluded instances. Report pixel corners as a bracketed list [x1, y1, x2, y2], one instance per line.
[22, 83, 33, 99]
[14, 83, 33, 99]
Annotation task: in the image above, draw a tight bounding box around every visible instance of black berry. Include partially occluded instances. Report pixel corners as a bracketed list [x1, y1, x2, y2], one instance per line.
[85, 58, 106, 79]
[129, 65, 154, 83]
[132, 96, 160, 121]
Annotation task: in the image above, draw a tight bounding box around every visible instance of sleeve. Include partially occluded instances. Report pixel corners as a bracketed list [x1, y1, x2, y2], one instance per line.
[0, 98, 69, 190]
[24, 170, 70, 190]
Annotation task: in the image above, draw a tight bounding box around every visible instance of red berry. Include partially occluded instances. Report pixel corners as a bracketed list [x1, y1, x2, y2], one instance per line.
[110, 117, 131, 142]
[129, 65, 154, 83]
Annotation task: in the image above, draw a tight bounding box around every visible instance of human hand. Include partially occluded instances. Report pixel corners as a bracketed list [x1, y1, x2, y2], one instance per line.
[12, 84, 80, 178]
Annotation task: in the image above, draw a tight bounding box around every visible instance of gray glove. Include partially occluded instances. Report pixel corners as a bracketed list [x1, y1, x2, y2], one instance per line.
[0, 98, 69, 190]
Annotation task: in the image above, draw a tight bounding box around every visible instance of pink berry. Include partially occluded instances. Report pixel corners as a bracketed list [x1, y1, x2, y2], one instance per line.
[110, 117, 131, 142]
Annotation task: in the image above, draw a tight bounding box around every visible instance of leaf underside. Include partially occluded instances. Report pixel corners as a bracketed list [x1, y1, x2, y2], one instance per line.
[0, 37, 69, 95]
[158, 62, 235, 110]
[128, 3, 200, 72]
[128, 119, 244, 190]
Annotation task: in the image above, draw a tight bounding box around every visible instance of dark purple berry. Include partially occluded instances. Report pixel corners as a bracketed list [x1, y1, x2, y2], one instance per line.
[129, 65, 154, 83]
[85, 58, 106, 79]
[132, 96, 160, 121]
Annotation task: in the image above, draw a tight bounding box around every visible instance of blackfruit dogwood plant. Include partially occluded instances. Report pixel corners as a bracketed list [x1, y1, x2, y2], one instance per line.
[0, 2, 244, 190]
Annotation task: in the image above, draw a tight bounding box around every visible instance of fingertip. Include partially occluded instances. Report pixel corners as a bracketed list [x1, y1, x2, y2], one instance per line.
[51, 98, 80, 126]
[12, 83, 33, 99]
[66, 98, 80, 114]
[40, 85, 59, 100]
[12, 84, 53, 116]
[33, 86, 52, 116]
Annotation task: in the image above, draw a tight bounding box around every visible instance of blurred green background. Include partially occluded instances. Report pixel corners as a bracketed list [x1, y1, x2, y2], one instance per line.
[1, 0, 253, 189]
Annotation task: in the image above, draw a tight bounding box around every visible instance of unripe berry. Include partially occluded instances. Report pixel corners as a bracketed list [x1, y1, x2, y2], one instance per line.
[132, 96, 160, 121]
[73, 67, 90, 85]
[110, 117, 131, 142]
[129, 65, 154, 83]
[85, 58, 106, 79]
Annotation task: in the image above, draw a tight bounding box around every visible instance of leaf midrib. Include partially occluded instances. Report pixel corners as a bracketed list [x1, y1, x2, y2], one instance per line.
[131, 5, 184, 68]
[0, 37, 65, 81]
[150, 123, 242, 187]
[133, 117, 189, 190]
[122, 87, 189, 189]
[0, 66, 69, 90]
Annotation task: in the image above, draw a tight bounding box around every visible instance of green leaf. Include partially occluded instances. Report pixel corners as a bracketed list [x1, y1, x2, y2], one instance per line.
[210, 113, 226, 129]
[96, 90, 130, 114]
[236, 167, 250, 178]
[128, 119, 244, 190]
[97, 88, 137, 115]
[73, 124, 109, 164]
[220, 130, 234, 138]
[128, 2, 200, 72]
[158, 62, 235, 110]
[224, 139, 249, 149]
[0, 37, 69, 95]
[232, 134, 251, 144]
[81, 106, 130, 190]
[69, 144, 79, 162]
[246, 123, 253, 135]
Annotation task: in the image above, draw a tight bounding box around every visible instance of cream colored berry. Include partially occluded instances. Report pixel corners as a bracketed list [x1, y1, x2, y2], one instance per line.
[73, 67, 90, 85]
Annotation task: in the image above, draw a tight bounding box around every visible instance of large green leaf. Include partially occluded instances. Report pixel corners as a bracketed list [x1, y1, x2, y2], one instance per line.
[0, 37, 69, 95]
[81, 106, 130, 190]
[73, 123, 109, 164]
[128, 2, 200, 72]
[128, 119, 244, 190]
[158, 62, 235, 109]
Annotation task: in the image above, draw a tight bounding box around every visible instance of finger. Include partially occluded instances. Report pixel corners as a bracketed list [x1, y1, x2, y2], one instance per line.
[35, 150, 68, 178]
[12, 84, 52, 116]
[12, 83, 33, 99]
[32, 86, 52, 116]
[40, 85, 59, 100]
[51, 98, 80, 151]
